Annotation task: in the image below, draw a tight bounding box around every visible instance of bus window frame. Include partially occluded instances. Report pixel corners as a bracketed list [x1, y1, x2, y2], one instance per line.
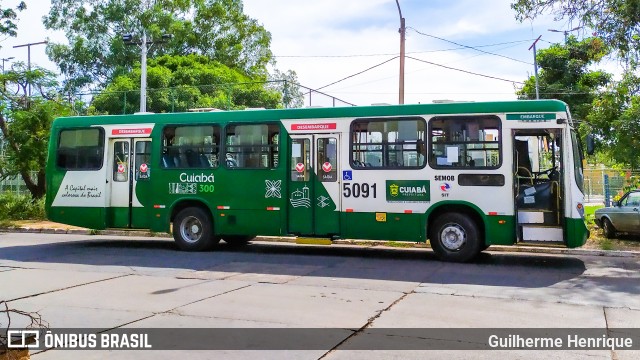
[160, 124, 221, 169]
[427, 115, 503, 170]
[349, 116, 427, 170]
[223, 122, 281, 170]
[55, 127, 105, 171]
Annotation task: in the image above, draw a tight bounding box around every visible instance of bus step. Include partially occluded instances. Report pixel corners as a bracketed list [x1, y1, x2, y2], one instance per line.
[521, 225, 563, 242]
[295, 237, 333, 245]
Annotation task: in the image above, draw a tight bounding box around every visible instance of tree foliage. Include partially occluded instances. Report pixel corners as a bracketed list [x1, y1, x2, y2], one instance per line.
[0, 1, 26, 37]
[588, 72, 640, 169]
[517, 37, 611, 121]
[0, 64, 72, 199]
[44, 0, 273, 92]
[90, 54, 283, 114]
[511, 0, 640, 63]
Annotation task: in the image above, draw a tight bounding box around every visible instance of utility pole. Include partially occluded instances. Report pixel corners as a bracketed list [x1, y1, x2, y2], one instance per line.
[123, 30, 172, 113]
[528, 35, 542, 100]
[395, 0, 405, 105]
[140, 30, 148, 113]
[13, 40, 48, 97]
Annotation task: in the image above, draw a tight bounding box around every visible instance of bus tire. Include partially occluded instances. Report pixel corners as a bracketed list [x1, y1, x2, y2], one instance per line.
[173, 207, 218, 251]
[223, 235, 255, 247]
[429, 213, 482, 262]
[602, 218, 616, 239]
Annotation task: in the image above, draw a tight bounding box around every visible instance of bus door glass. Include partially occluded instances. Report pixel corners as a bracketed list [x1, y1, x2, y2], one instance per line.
[107, 138, 151, 228]
[287, 134, 341, 236]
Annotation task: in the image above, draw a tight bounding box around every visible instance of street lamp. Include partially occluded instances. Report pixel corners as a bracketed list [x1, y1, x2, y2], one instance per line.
[1, 57, 14, 73]
[123, 32, 173, 113]
[548, 26, 582, 43]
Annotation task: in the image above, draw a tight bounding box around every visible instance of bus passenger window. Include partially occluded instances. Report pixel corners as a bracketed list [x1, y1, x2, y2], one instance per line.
[224, 124, 279, 169]
[56, 128, 105, 170]
[428, 115, 501, 169]
[350, 117, 426, 169]
[162, 125, 219, 169]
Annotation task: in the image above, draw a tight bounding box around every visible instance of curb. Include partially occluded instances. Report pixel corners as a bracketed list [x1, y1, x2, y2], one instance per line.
[1, 227, 638, 258]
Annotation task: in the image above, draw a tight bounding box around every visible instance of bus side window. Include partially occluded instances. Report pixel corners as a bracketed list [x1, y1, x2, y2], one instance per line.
[163, 125, 219, 169]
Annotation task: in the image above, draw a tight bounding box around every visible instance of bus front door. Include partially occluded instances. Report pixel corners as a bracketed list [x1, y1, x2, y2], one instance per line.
[107, 138, 152, 228]
[288, 134, 341, 237]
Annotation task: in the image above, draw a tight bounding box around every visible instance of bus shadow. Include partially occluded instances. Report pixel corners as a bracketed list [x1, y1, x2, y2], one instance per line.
[0, 236, 594, 289]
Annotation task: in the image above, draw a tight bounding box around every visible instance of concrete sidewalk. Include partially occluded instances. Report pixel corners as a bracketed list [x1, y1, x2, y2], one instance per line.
[1, 220, 638, 259]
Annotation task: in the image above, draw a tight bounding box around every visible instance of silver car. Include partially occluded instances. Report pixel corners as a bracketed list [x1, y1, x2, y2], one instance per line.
[594, 190, 640, 238]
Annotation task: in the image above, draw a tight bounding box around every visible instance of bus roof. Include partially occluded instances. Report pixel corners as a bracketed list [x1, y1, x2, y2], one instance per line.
[53, 99, 569, 127]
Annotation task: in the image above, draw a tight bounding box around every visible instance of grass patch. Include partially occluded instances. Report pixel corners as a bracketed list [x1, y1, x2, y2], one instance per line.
[0, 193, 45, 221]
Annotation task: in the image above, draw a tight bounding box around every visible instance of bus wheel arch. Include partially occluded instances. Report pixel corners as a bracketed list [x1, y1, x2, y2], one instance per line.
[171, 201, 219, 251]
[427, 204, 484, 262]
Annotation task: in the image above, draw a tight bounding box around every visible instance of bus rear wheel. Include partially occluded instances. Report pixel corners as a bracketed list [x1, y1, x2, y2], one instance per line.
[429, 213, 482, 262]
[173, 207, 218, 251]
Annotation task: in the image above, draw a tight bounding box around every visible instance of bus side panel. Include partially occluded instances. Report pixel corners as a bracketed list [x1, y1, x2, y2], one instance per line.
[216, 209, 282, 236]
[46, 168, 108, 229]
[342, 212, 424, 241]
[484, 215, 516, 245]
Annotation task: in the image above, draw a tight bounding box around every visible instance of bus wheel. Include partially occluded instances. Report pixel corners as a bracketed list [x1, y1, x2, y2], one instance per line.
[602, 218, 616, 239]
[173, 207, 218, 251]
[429, 213, 481, 262]
[223, 236, 254, 248]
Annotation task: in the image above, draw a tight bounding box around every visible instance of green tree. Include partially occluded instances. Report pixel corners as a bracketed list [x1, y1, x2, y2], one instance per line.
[268, 69, 304, 108]
[44, 0, 273, 93]
[0, 1, 26, 37]
[511, 0, 640, 63]
[517, 37, 611, 121]
[0, 64, 72, 199]
[90, 54, 282, 114]
[588, 72, 640, 169]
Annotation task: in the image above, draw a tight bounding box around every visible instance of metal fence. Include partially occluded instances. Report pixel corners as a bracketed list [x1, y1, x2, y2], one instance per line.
[0, 174, 32, 196]
[584, 168, 640, 205]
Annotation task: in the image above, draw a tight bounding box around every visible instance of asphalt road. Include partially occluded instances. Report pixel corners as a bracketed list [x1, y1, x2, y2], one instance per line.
[1, 232, 639, 359]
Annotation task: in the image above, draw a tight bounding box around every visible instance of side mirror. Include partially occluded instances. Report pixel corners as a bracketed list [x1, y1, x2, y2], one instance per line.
[586, 134, 595, 155]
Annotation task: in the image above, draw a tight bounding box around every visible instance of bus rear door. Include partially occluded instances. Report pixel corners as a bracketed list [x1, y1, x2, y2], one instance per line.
[107, 138, 152, 228]
[288, 134, 341, 237]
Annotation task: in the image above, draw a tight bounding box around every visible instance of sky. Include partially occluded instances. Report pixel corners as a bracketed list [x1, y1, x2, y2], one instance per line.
[0, 0, 607, 107]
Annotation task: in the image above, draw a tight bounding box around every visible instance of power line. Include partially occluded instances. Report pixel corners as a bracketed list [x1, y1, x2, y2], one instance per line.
[312, 56, 399, 91]
[406, 55, 524, 84]
[273, 39, 534, 58]
[408, 27, 533, 65]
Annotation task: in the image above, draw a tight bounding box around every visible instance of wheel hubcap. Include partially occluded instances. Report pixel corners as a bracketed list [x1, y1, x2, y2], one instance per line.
[180, 216, 203, 244]
[440, 224, 466, 250]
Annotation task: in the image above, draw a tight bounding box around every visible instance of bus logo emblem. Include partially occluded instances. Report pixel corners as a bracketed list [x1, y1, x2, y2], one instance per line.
[140, 163, 148, 173]
[389, 184, 399, 197]
[440, 183, 450, 191]
[295, 163, 305, 173]
[322, 162, 332, 172]
[117, 163, 126, 173]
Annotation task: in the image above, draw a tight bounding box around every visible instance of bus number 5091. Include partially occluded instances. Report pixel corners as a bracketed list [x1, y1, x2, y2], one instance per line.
[343, 183, 376, 198]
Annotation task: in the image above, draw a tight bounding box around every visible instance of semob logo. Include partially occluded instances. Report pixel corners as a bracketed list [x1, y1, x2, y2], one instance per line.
[8, 330, 40, 348]
[386, 180, 430, 202]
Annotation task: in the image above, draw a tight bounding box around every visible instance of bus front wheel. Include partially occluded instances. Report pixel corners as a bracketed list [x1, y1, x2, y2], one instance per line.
[429, 213, 482, 262]
[173, 207, 218, 251]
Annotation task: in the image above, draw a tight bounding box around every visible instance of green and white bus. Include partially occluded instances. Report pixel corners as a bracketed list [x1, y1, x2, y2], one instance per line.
[45, 100, 589, 262]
